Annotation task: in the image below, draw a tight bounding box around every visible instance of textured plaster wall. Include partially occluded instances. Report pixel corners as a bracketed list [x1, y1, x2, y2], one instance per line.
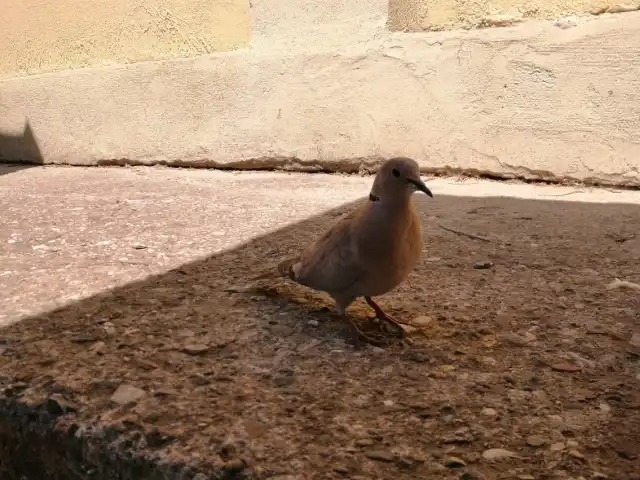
[0, 0, 250, 78]
[1, 0, 639, 186]
[388, 0, 640, 31]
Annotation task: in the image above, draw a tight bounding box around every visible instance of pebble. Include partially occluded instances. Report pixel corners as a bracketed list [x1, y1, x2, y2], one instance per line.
[365, 450, 395, 462]
[90, 341, 106, 354]
[499, 333, 530, 346]
[110, 384, 146, 405]
[630, 333, 640, 348]
[307, 319, 319, 327]
[460, 469, 485, 479]
[412, 315, 433, 327]
[548, 415, 564, 426]
[481, 448, 516, 461]
[444, 456, 466, 468]
[222, 458, 247, 472]
[473, 261, 494, 270]
[182, 343, 210, 355]
[273, 375, 294, 387]
[525, 435, 546, 447]
[549, 442, 565, 452]
[103, 324, 117, 337]
[569, 449, 585, 460]
[517, 475, 535, 480]
[355, 438, 374, 447]
[566, 439, 579, 448]
[481, 407, 498, 417]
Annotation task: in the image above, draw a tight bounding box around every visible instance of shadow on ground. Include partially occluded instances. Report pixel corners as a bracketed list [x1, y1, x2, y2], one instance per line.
[0, 121, 44, 175]
[1, 192, 639, 480]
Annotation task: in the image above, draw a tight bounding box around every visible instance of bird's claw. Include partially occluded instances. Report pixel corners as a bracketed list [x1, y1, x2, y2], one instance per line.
[345, 315, 404, 347]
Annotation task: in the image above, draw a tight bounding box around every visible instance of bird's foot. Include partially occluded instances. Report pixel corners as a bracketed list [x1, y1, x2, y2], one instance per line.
[364, 297, 408, 337]
[344, 315, 391, 347]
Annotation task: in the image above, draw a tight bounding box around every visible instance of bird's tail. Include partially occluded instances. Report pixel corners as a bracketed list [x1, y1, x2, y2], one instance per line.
[248, 255, 298, 282]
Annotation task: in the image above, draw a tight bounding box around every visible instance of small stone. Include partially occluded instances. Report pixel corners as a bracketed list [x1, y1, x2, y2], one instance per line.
[90, 341, 107, 354]
[103, 323, 117, 336]
[499, 333, 530, 346]
[222, 458, 247, 472]
[481, 448, 516, 461]
[526, 435, 546, 447]
[307, 319, 319, 327]
[630, 333, 640, 348]
[110, 384, 145, 405]
[592, 472, 608, 479]
[365, 450, 395, 462]
[473, 261, 494, 270]
[383, 399, 394, 407]
[190, 374, 210, 386]
[401, 324, 419, 335]
[444, 456, 466, 468]
[569, 450, 585, 460]
[549, 442, 565, 452]
[517, 475, 535, 480]
[274, 375, 294, 387]
[131, 243, 147, 249]
[334, 465, 349, 474]
[438, 364, 456, 372]
[548, 415, 564, 426]
[412, 315, 433, 327]
[355, 438, 375, 447]
[182, 343, 209, 355]
[550, 362, 581, 372]
[70, 333, 99, 343]
[566, 439, 579, 448]
[481, 407, 498, 417]
[460, 469, 485, 479]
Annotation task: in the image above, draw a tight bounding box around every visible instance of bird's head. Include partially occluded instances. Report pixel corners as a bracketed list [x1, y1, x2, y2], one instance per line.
[369, 157, 433, 202]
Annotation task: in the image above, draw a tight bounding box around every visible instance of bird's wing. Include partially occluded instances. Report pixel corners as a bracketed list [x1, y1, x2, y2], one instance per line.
[285, 205, 368, 295]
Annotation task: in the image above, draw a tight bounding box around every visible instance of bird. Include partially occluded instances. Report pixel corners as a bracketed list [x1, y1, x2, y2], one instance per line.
[251, 157, 433, 345]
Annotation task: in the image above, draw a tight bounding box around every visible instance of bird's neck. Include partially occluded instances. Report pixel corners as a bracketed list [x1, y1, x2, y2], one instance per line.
[367, 193, 415, 221]
[368, 191, 413, 209]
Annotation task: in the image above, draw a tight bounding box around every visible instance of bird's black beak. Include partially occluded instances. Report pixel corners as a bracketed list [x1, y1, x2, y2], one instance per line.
[407, 178, 433, 198]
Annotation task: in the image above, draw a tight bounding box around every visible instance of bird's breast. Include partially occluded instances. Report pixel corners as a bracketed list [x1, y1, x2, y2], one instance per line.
[357, 208, 423, 295]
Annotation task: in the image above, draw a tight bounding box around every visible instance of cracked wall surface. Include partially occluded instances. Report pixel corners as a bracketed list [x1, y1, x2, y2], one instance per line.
[1, 0, 639, 186]
[388, 0, 640, 31]
[0, 0, 250, 78]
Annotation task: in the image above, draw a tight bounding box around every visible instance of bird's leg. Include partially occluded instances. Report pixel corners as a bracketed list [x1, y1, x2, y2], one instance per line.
[364, 296, 408, 336]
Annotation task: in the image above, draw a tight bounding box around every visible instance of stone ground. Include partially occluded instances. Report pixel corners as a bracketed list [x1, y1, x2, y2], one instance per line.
[0, 164, 639, 480]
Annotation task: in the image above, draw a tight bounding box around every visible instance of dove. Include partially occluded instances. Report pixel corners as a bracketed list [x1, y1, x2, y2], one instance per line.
[252, 157, 433, 344]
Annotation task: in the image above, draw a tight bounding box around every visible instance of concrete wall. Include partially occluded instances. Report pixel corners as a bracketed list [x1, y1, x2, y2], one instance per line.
[0, 0, 250, 78]
[388, 0, 638, 31]
[1, 0, 640, 186]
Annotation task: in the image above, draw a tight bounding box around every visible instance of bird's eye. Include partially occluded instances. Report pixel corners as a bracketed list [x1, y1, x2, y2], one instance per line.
[392, 168, 400, 178]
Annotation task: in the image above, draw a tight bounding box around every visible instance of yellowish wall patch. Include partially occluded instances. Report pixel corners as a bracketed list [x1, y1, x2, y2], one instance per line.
[0, 0, 250, 78]
[388, 0, 630, 31]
